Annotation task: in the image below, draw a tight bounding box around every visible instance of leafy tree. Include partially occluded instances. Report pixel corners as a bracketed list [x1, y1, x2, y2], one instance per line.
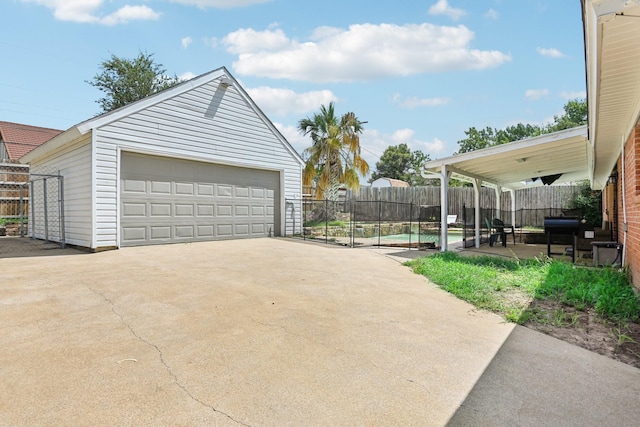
[501, 123, 543, 142]
[298, 102, 369, 211]
[568, 180, 602, 226]
[369, 143, 431, 185]
[455, 99, 586, 154]
[87, 51, 180, 113]
[546, 99, 588, 132]
[455, 126, 499, 154]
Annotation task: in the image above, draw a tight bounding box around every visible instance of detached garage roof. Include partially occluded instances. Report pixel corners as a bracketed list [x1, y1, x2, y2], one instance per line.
[0, 121, 62, 161]
[21, 67, 303, 166]
[421, 126, 589, 191]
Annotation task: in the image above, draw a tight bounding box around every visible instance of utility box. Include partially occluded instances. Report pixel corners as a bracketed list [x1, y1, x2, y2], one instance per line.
[591, 241, 622, 267]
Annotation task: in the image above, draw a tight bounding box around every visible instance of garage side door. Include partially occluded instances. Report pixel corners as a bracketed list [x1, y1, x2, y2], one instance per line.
[120, 152, 279, 247]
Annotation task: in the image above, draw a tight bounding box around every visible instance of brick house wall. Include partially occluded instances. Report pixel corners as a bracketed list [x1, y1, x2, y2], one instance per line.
[619, 124, 640, 291]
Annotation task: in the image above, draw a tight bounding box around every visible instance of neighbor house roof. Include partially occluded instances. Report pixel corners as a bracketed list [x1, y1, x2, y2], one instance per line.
[0, 121, 62, 161]
[371, 177, 410, 187]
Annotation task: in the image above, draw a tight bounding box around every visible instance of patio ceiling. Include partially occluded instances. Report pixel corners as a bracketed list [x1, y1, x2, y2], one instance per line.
[584, 0, 640, 189]
[421, 126, 589, 191]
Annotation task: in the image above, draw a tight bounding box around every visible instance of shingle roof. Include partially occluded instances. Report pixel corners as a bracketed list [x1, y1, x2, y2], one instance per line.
[0, 121, 63, 161]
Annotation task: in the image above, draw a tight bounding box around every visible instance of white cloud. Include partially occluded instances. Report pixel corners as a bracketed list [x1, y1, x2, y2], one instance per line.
[178, 71, 197, 81]
[559, 91, 586, 100]
[275, 122, 446, 171]
[221, 24, 511, 83]
[169, 0, 271, 8]
[536, 47, 565, 58]
[392, 94, 450, 109]
[181, 37, 193, 49]
[101, 5, 160, 25]
[485, 8, 499, 20]
[428, 0, 466, 21]
[22, 0, 160, 25]
[274, 123, 307, 157]
[245, 87, 337, 117]
[223, 27, 293, 55]
[525, 89, 549, 100]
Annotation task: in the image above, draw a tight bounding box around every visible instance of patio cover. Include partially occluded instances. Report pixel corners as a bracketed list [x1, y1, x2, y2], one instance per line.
[420, 126, 589, 250]
[583, 0, 640, 190]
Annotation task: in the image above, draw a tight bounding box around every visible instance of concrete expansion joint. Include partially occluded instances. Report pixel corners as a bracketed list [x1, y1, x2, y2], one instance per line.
[90, 288, 252, 427]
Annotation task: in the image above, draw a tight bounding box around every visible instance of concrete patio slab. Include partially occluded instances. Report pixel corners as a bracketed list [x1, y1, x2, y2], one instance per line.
[0, 238, 638, 426]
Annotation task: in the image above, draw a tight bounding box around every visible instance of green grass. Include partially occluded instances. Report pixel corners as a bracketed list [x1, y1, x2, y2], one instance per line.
[405, 252, 640, 324]
[0, 218, 25, 226]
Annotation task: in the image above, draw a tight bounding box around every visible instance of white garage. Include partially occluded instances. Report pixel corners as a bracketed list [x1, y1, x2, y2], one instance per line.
[21, 67, 304, 251]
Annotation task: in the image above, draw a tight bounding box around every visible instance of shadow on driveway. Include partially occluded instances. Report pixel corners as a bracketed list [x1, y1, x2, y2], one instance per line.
[0, 236, 86, 258]
[446, 326, 640, 426]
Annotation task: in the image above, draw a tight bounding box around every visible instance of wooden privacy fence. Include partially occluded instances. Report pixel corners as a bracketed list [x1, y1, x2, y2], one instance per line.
[347, 185, 581, 225]
[0, 163, 29, 219]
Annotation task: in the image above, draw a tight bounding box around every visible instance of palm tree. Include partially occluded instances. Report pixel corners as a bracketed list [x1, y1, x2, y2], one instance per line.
[298, 102, 369, 220]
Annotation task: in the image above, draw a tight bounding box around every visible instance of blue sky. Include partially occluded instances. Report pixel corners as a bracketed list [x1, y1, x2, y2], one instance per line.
[1, 0, 586, 171]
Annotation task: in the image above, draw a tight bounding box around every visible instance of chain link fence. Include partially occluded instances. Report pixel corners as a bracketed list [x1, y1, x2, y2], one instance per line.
[29, 173, 65, 246]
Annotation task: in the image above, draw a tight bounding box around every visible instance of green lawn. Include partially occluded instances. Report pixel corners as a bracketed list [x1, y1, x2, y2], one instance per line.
[405, 252, 640, 324]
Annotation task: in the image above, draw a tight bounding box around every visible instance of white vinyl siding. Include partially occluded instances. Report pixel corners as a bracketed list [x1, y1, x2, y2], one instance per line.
[29, 136, 92, 247]
[22, 69, 303, 250]
[93, 79, 302, 247]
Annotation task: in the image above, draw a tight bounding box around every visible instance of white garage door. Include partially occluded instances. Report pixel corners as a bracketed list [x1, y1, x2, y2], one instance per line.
[120, 152, 279, 247]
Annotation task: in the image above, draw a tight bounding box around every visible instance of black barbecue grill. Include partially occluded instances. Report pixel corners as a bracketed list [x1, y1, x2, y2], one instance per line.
[544, 216, 580, 262]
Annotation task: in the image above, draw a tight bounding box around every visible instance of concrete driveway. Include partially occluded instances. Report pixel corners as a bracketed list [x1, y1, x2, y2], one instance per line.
[1, 238, 638, 426]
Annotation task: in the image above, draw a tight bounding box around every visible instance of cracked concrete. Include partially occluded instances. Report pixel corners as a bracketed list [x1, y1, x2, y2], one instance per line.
[1, 238, 639, 426]
[92, 288, 249, 426]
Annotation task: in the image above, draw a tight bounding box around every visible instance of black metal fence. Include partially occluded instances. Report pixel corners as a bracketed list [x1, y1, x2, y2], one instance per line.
[284, 198, 446, 249]
[460, 206, 583, 248]
[285, 197, 594, 250]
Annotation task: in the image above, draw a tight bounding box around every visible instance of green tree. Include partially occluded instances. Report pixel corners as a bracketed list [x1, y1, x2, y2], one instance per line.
[455, 99, 586, 154]
[568, 180, 602, 226]
[501, 123, 543, 142]
[87, 51, 180, 113]
[546, 99, 587, 132]
[455, 126, 499, 154]
[369, 143, 431, 185]
[298, 102, 369, 209]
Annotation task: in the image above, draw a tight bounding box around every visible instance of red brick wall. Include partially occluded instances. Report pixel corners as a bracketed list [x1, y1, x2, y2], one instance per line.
[619, 124, 640, 291]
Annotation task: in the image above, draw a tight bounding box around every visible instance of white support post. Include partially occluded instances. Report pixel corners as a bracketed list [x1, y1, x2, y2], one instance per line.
[509, 189, 516, 227]
[494, 185, 502, 219]
[473, 178, 482, 248]
[440, 165, 450, 252]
